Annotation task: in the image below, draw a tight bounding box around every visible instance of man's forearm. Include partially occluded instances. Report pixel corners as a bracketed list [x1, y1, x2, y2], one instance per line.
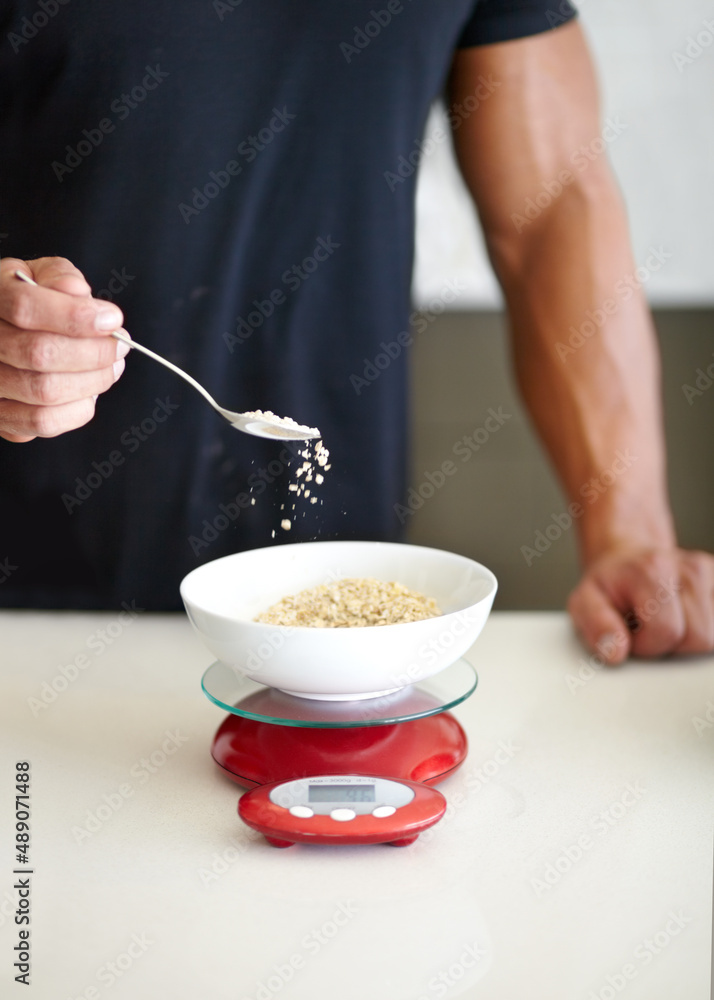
[448, 22, 677, 567]
[492, 175, 676, 565]
[448, 22, 713, 659]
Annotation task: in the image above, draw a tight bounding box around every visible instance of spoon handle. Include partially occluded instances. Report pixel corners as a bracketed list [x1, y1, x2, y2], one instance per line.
[110, 330, 222, 413]
[12, 269, 320, 440]
[14, 268, 224, 417]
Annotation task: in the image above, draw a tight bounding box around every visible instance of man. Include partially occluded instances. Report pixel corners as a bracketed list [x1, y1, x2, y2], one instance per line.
[1, 1, 712, 663]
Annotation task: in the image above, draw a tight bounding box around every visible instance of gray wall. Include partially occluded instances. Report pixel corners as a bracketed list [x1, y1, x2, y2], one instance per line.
[406, 310, 714, 610]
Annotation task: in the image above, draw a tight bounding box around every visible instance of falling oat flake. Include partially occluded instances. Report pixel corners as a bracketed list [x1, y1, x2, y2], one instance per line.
[277, 438, 330, 531]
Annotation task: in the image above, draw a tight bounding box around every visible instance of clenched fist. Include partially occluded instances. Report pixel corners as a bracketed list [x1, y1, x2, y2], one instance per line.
[568, 545, 714, 664]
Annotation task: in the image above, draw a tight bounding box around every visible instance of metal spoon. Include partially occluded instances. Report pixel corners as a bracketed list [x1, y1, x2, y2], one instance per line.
[14, 270, 320, 441]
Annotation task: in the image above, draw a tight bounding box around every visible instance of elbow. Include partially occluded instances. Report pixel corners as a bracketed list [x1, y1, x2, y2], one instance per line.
[482, 167, 627, 292]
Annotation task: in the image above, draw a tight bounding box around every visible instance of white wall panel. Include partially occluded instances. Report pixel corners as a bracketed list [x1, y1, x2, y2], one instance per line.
[413, 0, 714, 307]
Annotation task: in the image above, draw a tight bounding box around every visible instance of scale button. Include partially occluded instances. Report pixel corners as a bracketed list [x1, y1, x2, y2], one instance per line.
[330, 808, 356, 822]
[289, 806, 314, 819]
[372, 805, 397, 818]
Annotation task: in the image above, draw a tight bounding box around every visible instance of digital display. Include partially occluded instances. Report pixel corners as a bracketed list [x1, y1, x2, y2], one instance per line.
[308, 784, 376, 803]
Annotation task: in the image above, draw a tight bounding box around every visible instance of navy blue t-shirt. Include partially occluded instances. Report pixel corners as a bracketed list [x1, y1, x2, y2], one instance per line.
[0, 0, 576, 609]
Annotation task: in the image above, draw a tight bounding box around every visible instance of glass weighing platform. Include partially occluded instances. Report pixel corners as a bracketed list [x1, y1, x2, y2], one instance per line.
[201, 659, 478, 788]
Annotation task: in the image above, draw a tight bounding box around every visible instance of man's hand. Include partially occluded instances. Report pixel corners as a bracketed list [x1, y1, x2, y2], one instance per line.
[568, 546, 714, 665]
[0, 256, 128, 442]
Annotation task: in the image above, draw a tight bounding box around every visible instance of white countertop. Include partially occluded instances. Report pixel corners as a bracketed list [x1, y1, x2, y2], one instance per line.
[0, 611, 711, 1000]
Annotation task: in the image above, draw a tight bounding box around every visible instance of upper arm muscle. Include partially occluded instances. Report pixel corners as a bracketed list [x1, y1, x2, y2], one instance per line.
[448, 22, 608, 243]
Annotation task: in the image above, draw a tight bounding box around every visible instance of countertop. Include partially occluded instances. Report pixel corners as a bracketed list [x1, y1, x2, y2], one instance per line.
[0, 611, 711, 1000]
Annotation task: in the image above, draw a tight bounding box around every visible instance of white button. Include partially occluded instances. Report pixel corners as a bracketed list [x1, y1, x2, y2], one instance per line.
[372, 805, 396, 818]
[330, 808, 356, 822]
[289, 806, 314, 818]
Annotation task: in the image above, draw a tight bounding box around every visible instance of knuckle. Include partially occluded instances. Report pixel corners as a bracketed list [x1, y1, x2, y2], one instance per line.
[650, 617, 685, 650]
[28, 399, 93, 437]
[29, 371, 64, 405]
[638, 551, 662, 575]
[7, 292, 36, 330]
[29, 406, 64, 438]
[631, 595, 686, 653]
[633, 551, 672, 587]
[681, 552, 711, 589]
[27, 335, 60, 372]
[45, 255, 70, 269]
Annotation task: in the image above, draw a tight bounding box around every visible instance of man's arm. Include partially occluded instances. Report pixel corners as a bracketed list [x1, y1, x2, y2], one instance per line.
[448, 20, 714, 662]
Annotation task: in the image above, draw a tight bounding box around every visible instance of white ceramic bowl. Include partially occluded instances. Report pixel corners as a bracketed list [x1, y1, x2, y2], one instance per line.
[180, 541, 497, 701]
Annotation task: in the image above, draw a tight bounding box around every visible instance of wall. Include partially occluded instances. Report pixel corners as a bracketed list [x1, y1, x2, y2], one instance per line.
[406, 309, 714, 610]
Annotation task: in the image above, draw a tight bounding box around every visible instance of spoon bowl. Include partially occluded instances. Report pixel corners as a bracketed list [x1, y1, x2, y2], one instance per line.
[110, 330, 320, 441]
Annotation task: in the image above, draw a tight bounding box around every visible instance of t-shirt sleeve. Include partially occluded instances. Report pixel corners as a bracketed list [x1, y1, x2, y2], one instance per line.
[457, 0, 578, 48]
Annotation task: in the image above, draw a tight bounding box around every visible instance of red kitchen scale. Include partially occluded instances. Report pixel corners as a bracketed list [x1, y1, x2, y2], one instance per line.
[201, 659, 477, 846]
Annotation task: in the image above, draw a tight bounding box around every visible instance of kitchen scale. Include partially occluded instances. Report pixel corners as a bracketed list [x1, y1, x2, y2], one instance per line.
[201, 658, 478, 847]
